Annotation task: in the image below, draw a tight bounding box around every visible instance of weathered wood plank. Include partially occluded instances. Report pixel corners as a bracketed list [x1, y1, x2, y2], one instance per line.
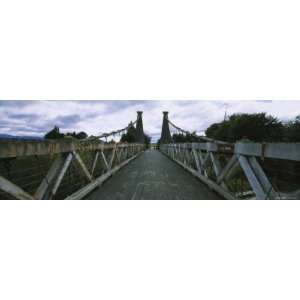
[210, 152, 228, 190]
[0, 175, 35, 200]
[109, 144, 117, 169]
[115, 148, 123, 163]
[217, 155, 238, 184]
[51, 153, 73, 197]
[235, 142, 300, 161]
[248, 156, 277, 199]
[192, 149, 201, 172]
[100, 151, 110, 171]
[164, 142, 300, 161]
[238, 155, 266, 199]
[73, 151, 93, 182]
[91, 151, 100, 176]
[201, 152, 211, 171]
[197, 150, 208, 177]
[210, 153, 221, 176]
[0, 140, 143, 158]
[34, 155, 64, 199]
[168, 142, 234, 153]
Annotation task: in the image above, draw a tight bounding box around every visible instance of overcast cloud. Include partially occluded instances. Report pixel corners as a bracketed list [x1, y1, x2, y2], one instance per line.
[0, 100, 299, 141]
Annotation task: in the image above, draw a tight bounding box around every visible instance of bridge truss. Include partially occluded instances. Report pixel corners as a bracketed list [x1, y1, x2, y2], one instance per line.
[0, 113, 145, 200]
[160, 113, 300, 200]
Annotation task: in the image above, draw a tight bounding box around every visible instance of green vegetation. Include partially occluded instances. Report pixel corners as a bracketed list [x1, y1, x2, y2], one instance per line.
[172, 132, 204, 143]
[120, 122, 151, 148]
[205, 113, 300, 143]
[167, 113, 300, 144]
[44, 126, 64, 139]
[285, 115, 300, 142]
[163, 113, 300, 197]
[44, 126, 88, 140]
[44, 123, 151, 147]
[120, 122, 137, 143]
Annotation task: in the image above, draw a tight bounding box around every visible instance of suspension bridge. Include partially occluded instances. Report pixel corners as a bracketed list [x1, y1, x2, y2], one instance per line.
[0, 111, 299, 200]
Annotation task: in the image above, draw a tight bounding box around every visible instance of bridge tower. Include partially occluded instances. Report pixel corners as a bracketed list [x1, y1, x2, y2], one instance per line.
[160, 111, 172, 144]
[136, 111, 145, 143]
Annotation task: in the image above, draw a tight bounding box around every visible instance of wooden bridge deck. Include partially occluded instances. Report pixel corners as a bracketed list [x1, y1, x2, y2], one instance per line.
[85, 149, 221, 200]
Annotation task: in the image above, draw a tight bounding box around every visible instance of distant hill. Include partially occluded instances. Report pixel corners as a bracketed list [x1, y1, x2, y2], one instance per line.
[0, 134, 44, 141]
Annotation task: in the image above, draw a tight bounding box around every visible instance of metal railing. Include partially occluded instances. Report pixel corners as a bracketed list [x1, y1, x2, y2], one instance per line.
[160, 142, 300, 199]
[0, 139, 145, 200]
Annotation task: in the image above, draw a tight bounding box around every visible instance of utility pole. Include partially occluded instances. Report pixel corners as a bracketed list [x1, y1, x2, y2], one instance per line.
[224, 103, 229, 121]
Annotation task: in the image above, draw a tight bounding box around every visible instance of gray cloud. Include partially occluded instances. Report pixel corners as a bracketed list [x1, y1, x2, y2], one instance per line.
[0, 100, 299, 141]
[9, 113, 39, 120]
[53, 114, 82, 127]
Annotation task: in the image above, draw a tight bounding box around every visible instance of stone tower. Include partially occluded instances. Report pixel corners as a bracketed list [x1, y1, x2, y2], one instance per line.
[160, 111, 172, 144]
[135, 111, 145, 143]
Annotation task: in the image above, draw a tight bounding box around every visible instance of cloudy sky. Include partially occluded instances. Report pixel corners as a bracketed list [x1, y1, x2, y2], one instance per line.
[0, 100, 299, 141]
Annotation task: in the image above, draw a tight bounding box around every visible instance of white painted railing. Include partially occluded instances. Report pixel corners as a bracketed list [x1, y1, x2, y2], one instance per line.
[0, 140, 145, 200]
[160, 142, 300, 199]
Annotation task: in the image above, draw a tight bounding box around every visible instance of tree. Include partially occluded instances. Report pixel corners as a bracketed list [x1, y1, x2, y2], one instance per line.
[172, 132, 203, 143]
[285, 115, 300, 142]
[45, 127, 88, 140]
[44, 126, 64, 139]
[74, 131, 88, 140]
[120, 122, 152, 146]
[120, 122, 137, 143]
[205, 113, 284, 142]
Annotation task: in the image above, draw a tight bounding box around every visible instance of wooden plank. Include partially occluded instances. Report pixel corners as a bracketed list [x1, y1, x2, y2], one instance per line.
[0, 175, 35, 200]
[100, 151, 110, 171]
[176, 142, 234, 153]
[0, 140, 143, 159]
[197, 150, 208, 177]
[109, 145, 117, 168]
[217, 155, 239, 184]
[248, 156, 277, 199]
[121, 147, 126, 160]
[180, 145, 185, 162]
[210, 153, 221, 176]
[73, 151, 93, 182]
[210, 152, 228, 190]
[201, 152, 211, 170]
[182, 146, 188, 163]
[51, 153, 73, 197]
[115, 147, 123, 164]
[238, 155, 266, 199]
[91, 151, 100, 176]
[174, 144, 178, 156]
[34, 155, 64, 199]
[235, 142, 300, 161]
[183, 148, 189, 165]
[131, 141, 300, 161]
[124, 148, 128, 159]
[192, 149, 201, 172]
[176, 145, 182, 162]
[186, 149, 193, 167]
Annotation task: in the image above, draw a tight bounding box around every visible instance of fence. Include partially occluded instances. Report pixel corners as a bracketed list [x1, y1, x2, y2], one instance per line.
[160, 142, 300, 199]
[0, 139, 145, 200]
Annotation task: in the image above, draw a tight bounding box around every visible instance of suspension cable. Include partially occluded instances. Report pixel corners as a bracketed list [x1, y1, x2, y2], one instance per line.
[167, 118, 229, 144]
[81, 120, 137, 142]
